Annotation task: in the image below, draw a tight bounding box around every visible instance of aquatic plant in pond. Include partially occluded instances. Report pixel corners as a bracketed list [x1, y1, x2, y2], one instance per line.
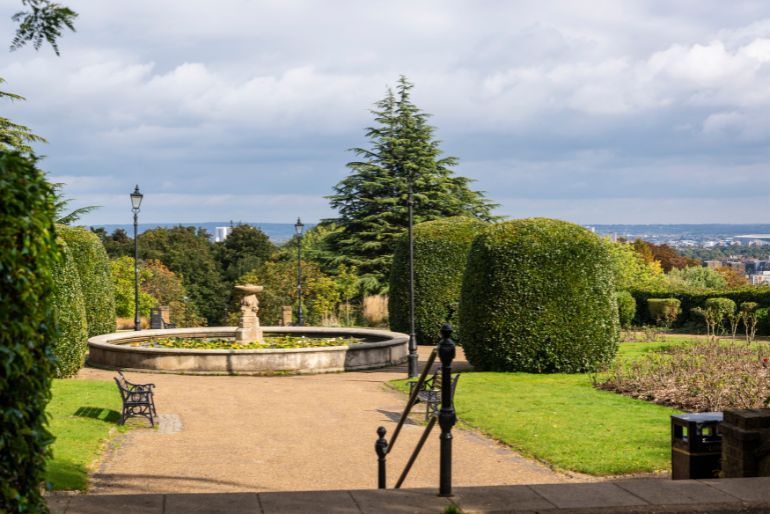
[131, 335, 360, 350]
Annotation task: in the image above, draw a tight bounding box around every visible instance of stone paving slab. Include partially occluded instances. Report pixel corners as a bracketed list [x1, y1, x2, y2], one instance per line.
[46, 479, 770, 513]
[531, 482, 648, 510]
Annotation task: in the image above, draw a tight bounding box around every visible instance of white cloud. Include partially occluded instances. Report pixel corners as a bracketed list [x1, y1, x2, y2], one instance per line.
[3, 0, 770, 223]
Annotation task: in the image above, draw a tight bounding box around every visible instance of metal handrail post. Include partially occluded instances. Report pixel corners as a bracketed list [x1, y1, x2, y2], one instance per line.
[437, 323, 457, 497]
[375, 426, 388, 489]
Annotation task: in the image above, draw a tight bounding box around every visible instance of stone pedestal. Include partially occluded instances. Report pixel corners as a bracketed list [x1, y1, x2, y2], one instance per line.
[234, 285, 264, 344]
[720, 409, 770, 477]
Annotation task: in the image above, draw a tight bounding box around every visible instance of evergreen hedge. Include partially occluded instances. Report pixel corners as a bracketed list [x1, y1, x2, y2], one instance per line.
[647, 298, 681, 326]
[0, 152, 58, 513]
[616, 291, 636, 328]
[389, 217, 487, 344]
[630, 287, 770, 329]
[58, 225, 116, 336]
[460, 218, 619, 373]
[51, 238, 89, 377]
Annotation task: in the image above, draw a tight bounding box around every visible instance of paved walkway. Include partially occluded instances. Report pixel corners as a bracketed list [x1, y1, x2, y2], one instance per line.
[48, 478, 770, 513]
[76, 347, 589, 495]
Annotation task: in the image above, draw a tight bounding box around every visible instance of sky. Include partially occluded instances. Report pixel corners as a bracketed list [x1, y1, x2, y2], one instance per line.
[3, 1, 770, 225]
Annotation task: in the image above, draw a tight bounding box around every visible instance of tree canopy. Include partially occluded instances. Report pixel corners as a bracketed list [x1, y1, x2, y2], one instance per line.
[327, 76, 498, 291]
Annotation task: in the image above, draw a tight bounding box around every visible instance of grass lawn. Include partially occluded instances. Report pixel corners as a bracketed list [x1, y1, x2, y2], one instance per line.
[46, 379, 125, 491]
[392, 338, 693, 476]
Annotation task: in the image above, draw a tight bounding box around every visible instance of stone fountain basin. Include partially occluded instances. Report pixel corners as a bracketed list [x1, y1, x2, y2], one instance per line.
[87, 326, 408, 375]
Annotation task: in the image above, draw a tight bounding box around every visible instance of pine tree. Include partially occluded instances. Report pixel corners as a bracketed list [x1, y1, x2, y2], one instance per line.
[327, 76, 498, 291]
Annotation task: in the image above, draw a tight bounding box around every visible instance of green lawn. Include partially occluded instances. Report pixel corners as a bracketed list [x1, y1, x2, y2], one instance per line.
[392, 339, 692, 476]
[46, 379, 125, 490]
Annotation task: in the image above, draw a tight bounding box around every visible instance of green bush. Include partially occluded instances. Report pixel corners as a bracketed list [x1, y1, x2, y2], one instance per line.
[647, 298, 681, 327]
[51, 238, 89, 377]
[616, 291, 636, 328]
[389, 217, 487, 345]
[0, 152, 58, 512]
[630, 287, 770, 330]
[459, 218, 619, 373]
[58, 225, 116, 336]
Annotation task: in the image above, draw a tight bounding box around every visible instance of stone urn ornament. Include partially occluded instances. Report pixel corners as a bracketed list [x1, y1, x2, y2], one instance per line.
[234, 284, 264, 343]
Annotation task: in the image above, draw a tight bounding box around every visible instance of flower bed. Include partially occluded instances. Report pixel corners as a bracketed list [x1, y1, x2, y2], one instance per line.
[131, 335, 359, 350]
[598, 339, 770, 411]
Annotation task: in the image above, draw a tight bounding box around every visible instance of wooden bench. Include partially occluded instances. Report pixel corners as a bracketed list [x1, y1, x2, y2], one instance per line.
[408, 369, 460, 421]
[114, 370, 157, 427]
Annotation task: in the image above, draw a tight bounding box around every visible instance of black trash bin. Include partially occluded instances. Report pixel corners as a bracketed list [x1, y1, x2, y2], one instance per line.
[671, 412, 723, 479]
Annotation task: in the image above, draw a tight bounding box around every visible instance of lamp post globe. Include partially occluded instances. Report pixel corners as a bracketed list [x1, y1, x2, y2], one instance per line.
[295, 217, 305, 326]
[130, 185, 143, 331]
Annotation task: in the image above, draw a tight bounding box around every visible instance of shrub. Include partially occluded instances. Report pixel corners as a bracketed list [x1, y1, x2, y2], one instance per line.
[616, 291, 636, 329]
[0, 152, 58, 512]
[741, 302, 760, 342]
[389, 217, 487, 345]
[629, 287, 770, 329]
[58, 225, 116, 336]
[51, 238, 89, 377]
[460, 218, 619, 373]
[647, 298, 681, 327]
[692, 298, 736, 338]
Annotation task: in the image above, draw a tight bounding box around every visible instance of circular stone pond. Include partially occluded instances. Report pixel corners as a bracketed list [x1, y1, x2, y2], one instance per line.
[87, 326, 409, 375]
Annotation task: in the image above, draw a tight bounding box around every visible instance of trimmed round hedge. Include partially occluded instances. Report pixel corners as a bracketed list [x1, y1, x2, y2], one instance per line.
[0, 152, 58, 512]
[59, 225, 116, 336]
[389, 217, 487, 345]
[51, 237, 89, 377]
[459, 218, 620, 373]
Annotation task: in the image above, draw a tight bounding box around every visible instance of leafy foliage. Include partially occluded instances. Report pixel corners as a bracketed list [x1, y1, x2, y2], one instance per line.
[51, 183, 98, 225]
[647, 298, 681, 327]
[58, 225, 115, 336]
[237, 259, 338, 326]
[460, 218, 619, 373]
[138, 226, 228, 324]
[215, 223, 275, 283]
[142, 259, 206, 327]
[604, 239, 666, 290]
[616, 290, 637, 329]
[91, 227, 133, 258]
[630, 287, 770, 330]
[0, 78, 46, 153]
[667, 265, 727, 289]
[632, 239, 700, 272]
[327, 76, 498, 291]
[389, 216, 487, 345]
[50, 237, 88, 377]
[110, 256, 156, 319]
[0, 152, 58, 513]
[11, 0, 77, 55]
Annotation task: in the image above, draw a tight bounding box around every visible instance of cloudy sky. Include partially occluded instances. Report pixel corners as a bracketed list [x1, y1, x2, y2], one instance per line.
[3, 0, 770, 225]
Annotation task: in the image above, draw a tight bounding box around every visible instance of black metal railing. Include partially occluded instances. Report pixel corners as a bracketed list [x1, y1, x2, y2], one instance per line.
[375, 323, 457, 496]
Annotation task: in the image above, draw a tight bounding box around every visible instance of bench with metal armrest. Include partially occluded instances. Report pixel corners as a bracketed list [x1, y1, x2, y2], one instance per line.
[114, 370, 157, 427]
[408, 368, 460, 421]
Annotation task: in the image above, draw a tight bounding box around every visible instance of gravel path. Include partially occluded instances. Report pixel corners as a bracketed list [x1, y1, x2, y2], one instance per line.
[80, 347, 592, 494]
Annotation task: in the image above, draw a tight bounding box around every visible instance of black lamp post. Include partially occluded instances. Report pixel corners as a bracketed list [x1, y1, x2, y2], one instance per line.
[295, 217, 305, 326]
[130, 185, 143, 331]
[407, 177, 418, 378]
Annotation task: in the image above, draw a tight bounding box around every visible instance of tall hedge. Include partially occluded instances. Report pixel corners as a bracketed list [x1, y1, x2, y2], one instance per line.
[389, 217, 487, 345]
[51, 238, 89, 377]
[460, 218, 619, 373]
[0, 152, 58, 513]
[58, 225, 116, 336]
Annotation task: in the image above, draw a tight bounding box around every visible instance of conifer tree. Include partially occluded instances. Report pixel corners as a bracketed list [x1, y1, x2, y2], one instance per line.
[327, 76, 498, 291]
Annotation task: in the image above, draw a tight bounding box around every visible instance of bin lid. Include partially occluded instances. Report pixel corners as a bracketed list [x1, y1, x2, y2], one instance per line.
[671, 412, 723, 423]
